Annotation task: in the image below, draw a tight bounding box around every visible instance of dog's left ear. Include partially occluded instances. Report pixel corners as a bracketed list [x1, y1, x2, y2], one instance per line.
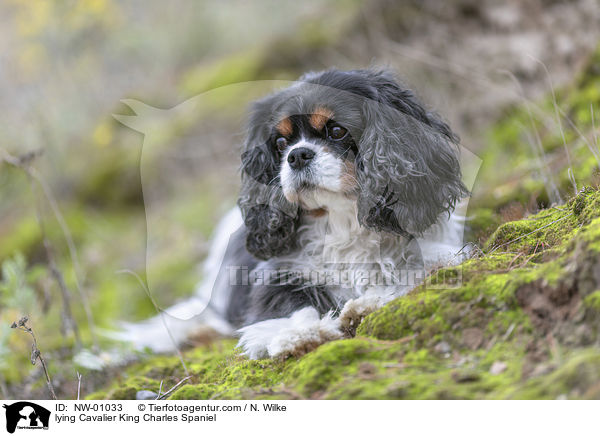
[355, 72, 469, 236]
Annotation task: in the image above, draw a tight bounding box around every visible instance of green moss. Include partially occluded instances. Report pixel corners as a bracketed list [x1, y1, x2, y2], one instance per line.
[169, 384, 217, 400]
[90, 335, 531, 400]
[0, 215, 42, 263]
[284, 338, 396, 394]
[501, 349, 600, 399]
[583, 291, 600, 311]
[87, 376, 162, 400]
[483, 188, 600, 255]
[484, 207, 574, 253]
[357, 268, 532, 349]
[321, 341, 528, 400]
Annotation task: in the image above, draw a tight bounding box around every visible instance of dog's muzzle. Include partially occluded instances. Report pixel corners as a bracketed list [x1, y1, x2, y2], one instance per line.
[287, 147, 315, 171]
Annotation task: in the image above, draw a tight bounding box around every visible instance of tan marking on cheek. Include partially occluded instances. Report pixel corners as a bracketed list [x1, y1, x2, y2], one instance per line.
[309, 106, 334, 131]
[276, 117, 292, 137]
[340, 160, 358, 194]
[282, 186, 298, 204]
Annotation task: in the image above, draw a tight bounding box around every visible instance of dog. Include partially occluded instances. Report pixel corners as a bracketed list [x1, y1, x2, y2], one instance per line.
[117, 68, 469, 359]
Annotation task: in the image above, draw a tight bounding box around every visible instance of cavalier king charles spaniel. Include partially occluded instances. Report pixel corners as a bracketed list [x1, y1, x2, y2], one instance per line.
[119, 68, 469, 359]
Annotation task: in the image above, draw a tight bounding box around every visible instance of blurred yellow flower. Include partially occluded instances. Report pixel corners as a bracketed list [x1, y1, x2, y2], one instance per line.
[14, 0, 50, 38]
[66, 0, 120, 31]
[84, 0, 108, 14]
[92, 121, 113, 147]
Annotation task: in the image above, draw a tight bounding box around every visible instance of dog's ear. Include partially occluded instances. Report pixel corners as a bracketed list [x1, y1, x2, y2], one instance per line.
[238, 97, 300, 260]
[241, 143, 279, 185]
[355, 71, 469, 236]
[242, 204, 298, 260]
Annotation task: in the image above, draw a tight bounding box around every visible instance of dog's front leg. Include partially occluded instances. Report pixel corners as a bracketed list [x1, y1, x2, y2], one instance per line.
[237, 307, 343, 359]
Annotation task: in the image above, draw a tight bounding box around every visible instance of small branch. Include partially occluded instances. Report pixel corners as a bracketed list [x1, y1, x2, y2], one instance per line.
[11, 316, 57, 400]
[156, 376, 192, 400]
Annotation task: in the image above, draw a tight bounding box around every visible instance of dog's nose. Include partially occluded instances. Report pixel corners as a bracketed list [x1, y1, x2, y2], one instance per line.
[287, 147, 315, 170]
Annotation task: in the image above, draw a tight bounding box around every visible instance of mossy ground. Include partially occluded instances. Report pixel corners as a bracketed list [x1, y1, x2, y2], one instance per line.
[86, 44, 600, 397]
[87, 188, 600, 400]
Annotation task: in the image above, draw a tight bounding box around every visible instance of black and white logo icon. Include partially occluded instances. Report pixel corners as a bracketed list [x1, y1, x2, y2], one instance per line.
[2, 402, 50, 433]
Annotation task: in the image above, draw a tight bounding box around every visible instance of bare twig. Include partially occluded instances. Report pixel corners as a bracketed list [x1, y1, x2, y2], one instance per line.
[156, 376, 192, 400]
[11, 317, 57, 400]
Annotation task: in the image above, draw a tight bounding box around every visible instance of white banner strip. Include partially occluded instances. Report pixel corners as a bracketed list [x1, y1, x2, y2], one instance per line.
[1, 400, 597, 435]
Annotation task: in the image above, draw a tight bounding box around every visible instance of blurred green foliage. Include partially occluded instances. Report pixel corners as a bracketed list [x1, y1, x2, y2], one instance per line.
[0, 0, 599, 399]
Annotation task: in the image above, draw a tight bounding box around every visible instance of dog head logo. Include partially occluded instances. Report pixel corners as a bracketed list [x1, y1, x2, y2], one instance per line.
[3, 402, 50, 433]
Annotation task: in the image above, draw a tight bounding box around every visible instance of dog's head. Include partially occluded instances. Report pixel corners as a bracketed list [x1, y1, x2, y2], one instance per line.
[239, 69, 469, 260]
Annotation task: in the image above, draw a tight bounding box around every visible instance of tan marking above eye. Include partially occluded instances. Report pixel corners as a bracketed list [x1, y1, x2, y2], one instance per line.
[309, 106, 334, 131]
[276, 117, 292, 137]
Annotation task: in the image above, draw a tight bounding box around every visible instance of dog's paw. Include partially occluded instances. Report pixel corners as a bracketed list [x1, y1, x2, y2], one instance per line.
[339, 295, 384, 337]
[237, 307, 343, 359]
[237, 318, 287, 359]
[267, 308, 342, 359]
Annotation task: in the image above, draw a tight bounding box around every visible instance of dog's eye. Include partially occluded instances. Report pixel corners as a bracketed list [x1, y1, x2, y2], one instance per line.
[327, 124, 348, 141]
[276, 137, 288, 151]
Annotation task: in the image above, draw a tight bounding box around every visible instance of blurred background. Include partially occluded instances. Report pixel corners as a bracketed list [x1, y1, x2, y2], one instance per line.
[1, 0, 599, 399]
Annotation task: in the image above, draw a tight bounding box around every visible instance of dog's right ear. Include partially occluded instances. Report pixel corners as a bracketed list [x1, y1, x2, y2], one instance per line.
[240, 95, 281, 185]
[241, 144, 278, 185]
[238, 96, 300, 260]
